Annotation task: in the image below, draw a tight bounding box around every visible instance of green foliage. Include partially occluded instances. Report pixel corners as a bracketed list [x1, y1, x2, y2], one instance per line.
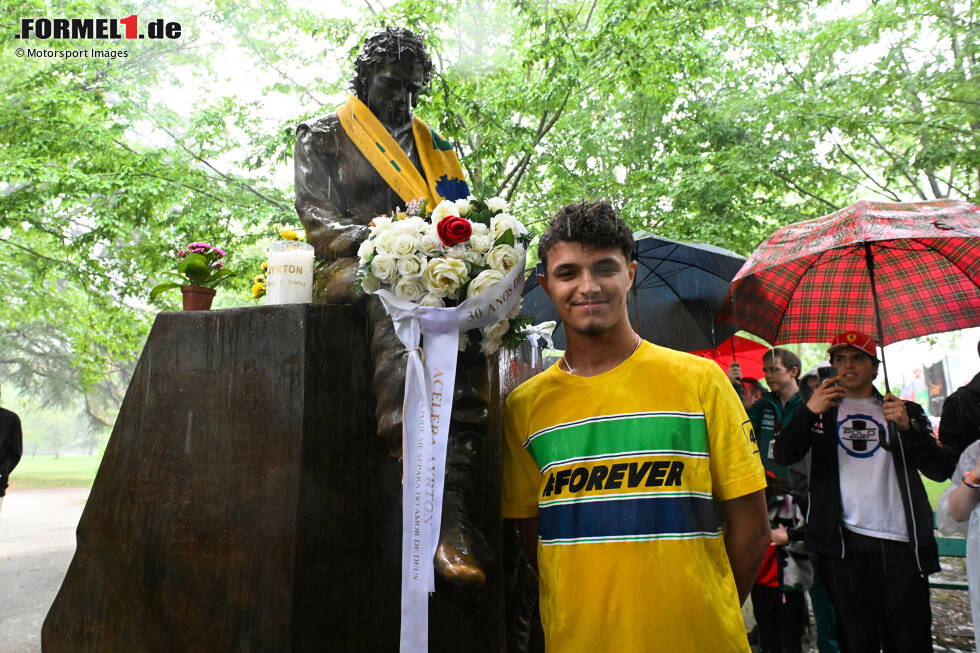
[3, 0, 976, 420]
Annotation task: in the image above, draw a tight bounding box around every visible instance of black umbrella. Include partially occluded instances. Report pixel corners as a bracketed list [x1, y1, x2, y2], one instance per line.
[522, 232, 746, 351]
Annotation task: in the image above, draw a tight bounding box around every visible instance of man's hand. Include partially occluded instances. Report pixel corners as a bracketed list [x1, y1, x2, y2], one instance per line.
[806, 377, 844, 414]
[720, 489, 770, 605]
[727, 362, 742, 384]
[883, 393, 911, 431]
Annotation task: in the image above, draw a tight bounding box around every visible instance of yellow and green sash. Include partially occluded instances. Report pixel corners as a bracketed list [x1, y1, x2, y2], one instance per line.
[336, 95, 469, 207]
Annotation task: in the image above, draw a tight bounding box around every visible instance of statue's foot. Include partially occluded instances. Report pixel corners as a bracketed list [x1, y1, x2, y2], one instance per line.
[434, 532, 486, 588]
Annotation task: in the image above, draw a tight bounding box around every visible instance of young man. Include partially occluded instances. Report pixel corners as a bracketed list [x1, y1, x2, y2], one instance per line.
[741, 377, 764, 411]
[732, 349, 804, 487]
[502, 200, 769, 652]
[773, 331, 956, 652]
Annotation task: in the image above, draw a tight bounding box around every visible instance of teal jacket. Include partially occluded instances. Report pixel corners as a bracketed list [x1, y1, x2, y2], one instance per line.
[748, 391, 802, 482]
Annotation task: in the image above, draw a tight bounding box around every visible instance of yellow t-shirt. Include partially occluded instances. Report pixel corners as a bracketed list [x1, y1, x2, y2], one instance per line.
[502, 340, 764, 652]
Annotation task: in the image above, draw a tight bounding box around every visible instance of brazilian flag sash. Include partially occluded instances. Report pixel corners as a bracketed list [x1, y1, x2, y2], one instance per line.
[336, 95, 469, 206]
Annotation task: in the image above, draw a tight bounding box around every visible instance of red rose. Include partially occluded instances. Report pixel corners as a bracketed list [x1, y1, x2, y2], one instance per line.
[436, 215, 473, 246]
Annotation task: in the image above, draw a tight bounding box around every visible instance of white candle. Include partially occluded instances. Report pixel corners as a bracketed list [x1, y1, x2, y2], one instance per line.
[266, 241, 314, 304]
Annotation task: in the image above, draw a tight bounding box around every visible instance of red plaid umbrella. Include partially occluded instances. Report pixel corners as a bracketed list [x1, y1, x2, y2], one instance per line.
[718, 199, 980, 350]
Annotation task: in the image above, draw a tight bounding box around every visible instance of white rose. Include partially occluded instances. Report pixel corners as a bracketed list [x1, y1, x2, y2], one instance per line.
[418, 293, 445, 308]
[480, 337, 503, 356]
[486, 196, 507, 213]
[468, 231, 492, 254]
[370, 216, 393, 234]
[397, 254, 426, 279]
[392, 216, 427, 235]
[482, 318, 510, 341]
[374, 230, 395, 254]
[370, 253, 398, 283]
[485, 244, 520, 273]
[466, 269, 504, 299]
[393, 277, 426, 303]
[490, 213, 527, 241]
[454, 198, 471, 217]
[423, 257, 469, 298]
[419, 232, 444, 257]
[430, 199, 458, 224]
[360, 272, 381, 294]
[357, 239, 375, 265]
[389, 232, 420, 257]
[460, 250, 484, 267]
[445, 244, 468, 259]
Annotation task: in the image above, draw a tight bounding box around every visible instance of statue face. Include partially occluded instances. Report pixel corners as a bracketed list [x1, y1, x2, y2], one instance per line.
[363, 56, 426, 127]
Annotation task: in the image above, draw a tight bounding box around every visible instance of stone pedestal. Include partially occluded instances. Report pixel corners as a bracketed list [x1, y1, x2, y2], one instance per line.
[42, 304, 503, 652]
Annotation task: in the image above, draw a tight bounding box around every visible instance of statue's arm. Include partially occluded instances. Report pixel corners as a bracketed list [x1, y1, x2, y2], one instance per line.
[293, 116, 369, 260]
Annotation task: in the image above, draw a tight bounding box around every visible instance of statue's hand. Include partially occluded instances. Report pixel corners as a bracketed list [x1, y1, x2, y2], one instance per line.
[313, 257, 363, 305]
[325, 224, 370, 259]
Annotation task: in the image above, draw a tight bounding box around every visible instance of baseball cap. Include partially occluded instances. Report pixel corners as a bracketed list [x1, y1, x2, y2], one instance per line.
[827, 330, 879, 361]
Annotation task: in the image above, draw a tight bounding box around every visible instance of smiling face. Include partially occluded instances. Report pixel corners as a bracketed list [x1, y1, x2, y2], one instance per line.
[362, 57, 426, 128]
[539, 241, 636, 337]
[830, 346, 879, 397]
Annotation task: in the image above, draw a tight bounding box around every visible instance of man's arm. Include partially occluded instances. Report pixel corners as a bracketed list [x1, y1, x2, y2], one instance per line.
[294, 119, 370, 261]
[893, 399, 957, 481]
[938, 391, 975, 458]
[720, 489, 770, 605]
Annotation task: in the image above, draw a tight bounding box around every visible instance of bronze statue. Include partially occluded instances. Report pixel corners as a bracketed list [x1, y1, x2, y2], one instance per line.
[294, 27, 489, 587]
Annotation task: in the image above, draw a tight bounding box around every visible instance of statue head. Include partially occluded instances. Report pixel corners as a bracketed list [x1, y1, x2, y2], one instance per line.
[351, 26, 433, 128]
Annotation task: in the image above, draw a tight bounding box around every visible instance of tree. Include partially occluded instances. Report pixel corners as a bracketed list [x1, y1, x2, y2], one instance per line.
[4, 0, 975, 415]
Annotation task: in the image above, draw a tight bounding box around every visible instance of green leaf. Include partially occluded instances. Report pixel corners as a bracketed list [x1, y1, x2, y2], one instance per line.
[149, 282, 183, 301]
[178, 253, 210, 285]
[492, 229, 515, 248]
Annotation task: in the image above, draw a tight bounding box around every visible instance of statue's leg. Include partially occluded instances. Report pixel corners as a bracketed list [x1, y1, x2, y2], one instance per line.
[434, 339, 490, 587]
[366, 296, 407, 454]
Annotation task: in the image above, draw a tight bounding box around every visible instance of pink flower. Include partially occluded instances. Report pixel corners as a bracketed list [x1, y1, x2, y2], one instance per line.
[177, 249, 187, 257]
[212, 247, 226, 258]
[187, 241, 211, 253]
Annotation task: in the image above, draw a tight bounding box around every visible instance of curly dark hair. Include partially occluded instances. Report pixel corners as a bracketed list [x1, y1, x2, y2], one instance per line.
[538, 200, 634, 273]
[350, 27, 433, 98]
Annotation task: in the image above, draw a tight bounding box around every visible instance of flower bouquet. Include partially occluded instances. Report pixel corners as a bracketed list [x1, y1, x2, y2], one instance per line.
[149, 241, 235, 301]
[356, 196, 533, 354]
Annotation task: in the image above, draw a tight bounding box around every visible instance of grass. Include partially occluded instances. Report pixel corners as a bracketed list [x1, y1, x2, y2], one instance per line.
[8, 455, 102, 489]
[922, 475, 952, 512]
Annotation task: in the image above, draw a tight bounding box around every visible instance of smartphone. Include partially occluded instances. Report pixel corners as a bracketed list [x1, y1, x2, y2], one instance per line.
[818, 365, 839, 386]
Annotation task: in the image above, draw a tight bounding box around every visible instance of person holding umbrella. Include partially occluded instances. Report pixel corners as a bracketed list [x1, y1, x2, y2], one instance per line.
[773, 330, 955, 652]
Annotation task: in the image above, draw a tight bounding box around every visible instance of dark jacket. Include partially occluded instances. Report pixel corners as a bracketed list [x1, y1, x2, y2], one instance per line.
[939, 371, 980, 458]
[748, 391, 808, 496]
[0, 406, 23, 497]
[773, 391, 955, 576]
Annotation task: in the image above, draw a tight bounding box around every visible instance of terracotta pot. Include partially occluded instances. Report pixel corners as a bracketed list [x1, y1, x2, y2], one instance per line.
[181, 285, 216, 311]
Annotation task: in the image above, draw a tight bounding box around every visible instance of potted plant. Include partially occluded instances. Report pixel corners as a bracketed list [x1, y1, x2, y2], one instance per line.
[150, 242, 234, 310]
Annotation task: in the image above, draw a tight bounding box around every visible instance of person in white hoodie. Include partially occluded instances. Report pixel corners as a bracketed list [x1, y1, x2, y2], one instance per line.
[938, 440, 980, 653]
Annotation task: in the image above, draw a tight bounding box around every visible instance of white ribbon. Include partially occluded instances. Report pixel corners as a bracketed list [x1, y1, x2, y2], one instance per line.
[374, 259, 526, 653]
[522, 320, 557, 368]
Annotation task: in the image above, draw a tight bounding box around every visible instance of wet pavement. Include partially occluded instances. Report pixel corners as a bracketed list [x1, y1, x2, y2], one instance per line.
[0, 488, 87, 653]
